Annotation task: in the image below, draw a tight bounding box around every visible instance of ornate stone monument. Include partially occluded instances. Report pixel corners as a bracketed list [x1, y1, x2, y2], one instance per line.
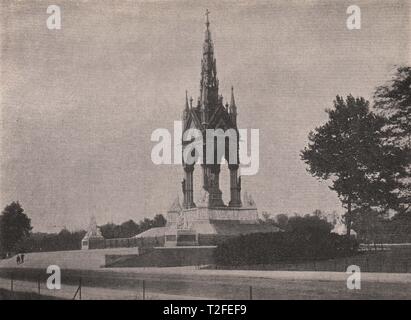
[163, 11, 278, 246]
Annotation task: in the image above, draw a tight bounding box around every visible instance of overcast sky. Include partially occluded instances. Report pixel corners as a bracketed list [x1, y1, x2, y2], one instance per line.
[1, 0, 410, 232]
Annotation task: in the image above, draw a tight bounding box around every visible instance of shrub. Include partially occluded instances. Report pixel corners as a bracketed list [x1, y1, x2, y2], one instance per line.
[214, 232, 358, 266]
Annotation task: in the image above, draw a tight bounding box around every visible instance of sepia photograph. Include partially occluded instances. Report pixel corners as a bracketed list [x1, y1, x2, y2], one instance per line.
[0, 0, 410, 305]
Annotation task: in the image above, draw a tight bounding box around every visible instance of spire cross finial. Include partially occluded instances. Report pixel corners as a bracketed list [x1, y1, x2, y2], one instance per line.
[205, 9, 210, 28]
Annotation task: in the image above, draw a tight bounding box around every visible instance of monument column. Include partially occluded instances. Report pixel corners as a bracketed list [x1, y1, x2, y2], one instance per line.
[209, 164, 224, 207]
[183, 165, 195, 209]
[229, 165, 242, 207]
[228, 86, 241, 207]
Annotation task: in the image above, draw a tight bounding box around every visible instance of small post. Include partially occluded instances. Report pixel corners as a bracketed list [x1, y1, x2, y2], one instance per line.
[79, 278, 82, 300]
[38, 276, 41, 296]
[142, 280, 145, 300]
[249, 285, 253, 300]
[10, 272, 14, 292]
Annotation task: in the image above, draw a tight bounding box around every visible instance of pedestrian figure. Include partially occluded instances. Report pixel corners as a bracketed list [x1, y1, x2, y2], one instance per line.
[16, 255, 21, 265]
[21, 254, 25, 264]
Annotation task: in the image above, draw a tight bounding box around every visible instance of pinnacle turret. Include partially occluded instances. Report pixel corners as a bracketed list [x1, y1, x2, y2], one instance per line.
[229, 86, 238, 125]
[229, 86, 237, 114]
[185, 90, 189, 111]
[183, 90, 189, 122]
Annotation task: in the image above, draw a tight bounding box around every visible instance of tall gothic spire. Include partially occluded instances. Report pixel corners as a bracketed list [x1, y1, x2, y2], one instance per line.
[205, 8, 210, 37]
[203, 9, 212, 54]
[200, 9, 219, 117]
[230, 86, 236, 111]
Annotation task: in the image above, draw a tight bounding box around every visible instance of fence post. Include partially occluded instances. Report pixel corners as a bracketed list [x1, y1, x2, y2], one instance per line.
[249, 286, 253, 300]
[10, 272, 13, 293]
[38, 276, 41, 296]
[142, 280, 145, 300]
[79, 278, 82, 300]
[72, 278, 82, 300]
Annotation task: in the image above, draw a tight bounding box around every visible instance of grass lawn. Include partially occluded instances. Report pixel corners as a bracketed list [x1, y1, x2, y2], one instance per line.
[0, 288, 64, 300]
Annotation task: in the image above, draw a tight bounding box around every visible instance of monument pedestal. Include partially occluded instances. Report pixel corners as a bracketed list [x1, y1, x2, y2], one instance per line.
[164, 229, 198, 247]
[164, 196, 278, 246]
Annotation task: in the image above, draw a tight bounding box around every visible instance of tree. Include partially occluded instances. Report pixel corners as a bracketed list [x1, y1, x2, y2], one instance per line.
[100, 214, 167, 239]
[274, 214, 289, 230]
[287, 214, 333, 237]
[301, 95, 400, 235]
[152, 214, 167, 227]
[373, 66, 411, 214]
[0, 202, 32, 254]
[100, 222, 122, 239]
[351, 208, 384, 244]
[120, 220, 140, 238]
[15, 229, 87, 253]
[139, 218, 153, 232]
[374, 66, 411, 148]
